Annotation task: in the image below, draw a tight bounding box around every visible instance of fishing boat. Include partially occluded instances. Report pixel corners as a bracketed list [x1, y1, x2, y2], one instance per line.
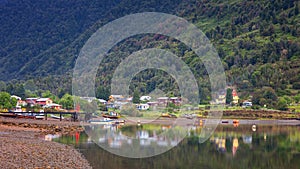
[102, 111, 120, 119]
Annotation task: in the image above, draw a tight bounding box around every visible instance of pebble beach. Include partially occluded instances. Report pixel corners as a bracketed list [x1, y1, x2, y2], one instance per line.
[0, 117, 92, 169]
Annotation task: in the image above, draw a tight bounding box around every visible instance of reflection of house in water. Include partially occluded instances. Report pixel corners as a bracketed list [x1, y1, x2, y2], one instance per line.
[232, 138, 239, 156]
[98, 137, 106, 143]
[94, 124, 182, 148]
[217, 138, 226, 153]
[140, 139, 151, 146]
[157, 138, 169, 147]
[242, 135, 252, 144]
[109, 140, 122, 148]
[44, 134, 61, 141]
[137, 130, 150, 139]
[210, 137, 226, 153]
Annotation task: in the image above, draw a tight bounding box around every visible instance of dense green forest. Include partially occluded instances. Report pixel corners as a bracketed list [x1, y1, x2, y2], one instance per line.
[0, 0, 299, 107]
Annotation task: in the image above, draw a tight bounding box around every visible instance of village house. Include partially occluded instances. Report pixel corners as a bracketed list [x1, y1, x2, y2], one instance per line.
[147, 101, 159, 107]
[232, 89, 239, 104]
[11, 95, 26, 107]
[25, 98, 38, 105]
[11, 95, 21, 101]
[109, 95, 126, 102]
[36, 98, 53, 106]
[98, 99, 107, 105]
[210, 90, 225, 105]
[146, 101, 159, 110]
[157, 97, 169, 106]
[126, 97, 133, 102]
[136, 103, 150, 110]
[169, 97, 182, 106]
[43, 103, 62, 110]
[140, 96, 151, 102]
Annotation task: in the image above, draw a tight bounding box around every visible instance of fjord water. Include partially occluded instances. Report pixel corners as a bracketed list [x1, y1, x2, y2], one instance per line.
[54, 124, 300, 169]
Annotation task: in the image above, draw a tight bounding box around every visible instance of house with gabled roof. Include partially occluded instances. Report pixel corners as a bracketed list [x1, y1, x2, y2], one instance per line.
[36, 98, 53, 106]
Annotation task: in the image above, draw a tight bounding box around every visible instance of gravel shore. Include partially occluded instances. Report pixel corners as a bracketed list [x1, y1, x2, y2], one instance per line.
[0, 117, 92, 169]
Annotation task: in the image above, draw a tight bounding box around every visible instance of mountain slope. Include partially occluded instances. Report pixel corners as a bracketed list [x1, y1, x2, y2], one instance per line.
[0, 0, 299, 102]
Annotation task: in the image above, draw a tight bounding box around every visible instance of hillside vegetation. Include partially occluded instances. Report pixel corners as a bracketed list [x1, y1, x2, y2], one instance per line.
[0, 0, 299, 107]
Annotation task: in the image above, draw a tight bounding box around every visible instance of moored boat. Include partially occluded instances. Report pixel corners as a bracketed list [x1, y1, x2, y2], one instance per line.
[88, 118, 115, 124]
[50, 114, 64, 120]
[102, 111, 120, 119]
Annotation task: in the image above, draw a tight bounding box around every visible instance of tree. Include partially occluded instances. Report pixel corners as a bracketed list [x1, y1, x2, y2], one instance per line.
[295, 2, 299, 15]
[132, 89, 140, 104]
[25, 90, 38, 98]
[294, 94, 300, 103]
[0, 81, 6, 92]
[14, 84, 25, 99]
[263, 87, 277, 101]
[0, 92, 17, 110]
[226, 88, 233, 104]
[24, 80, 37, 92]
[252, 87, 278, 108]
[41, 90, 59, 103]
[59, 94, 74, 110]
[96, 86, 110, 100]
[277, 97, 288, 111]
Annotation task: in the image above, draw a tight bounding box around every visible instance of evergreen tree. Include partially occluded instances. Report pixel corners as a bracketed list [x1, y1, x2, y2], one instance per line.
[96, 86, 110, 100]
[132, 90, 140, 104]
[226, 88, 233, 104]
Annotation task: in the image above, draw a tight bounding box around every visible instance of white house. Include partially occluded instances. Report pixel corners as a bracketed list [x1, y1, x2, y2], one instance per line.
[98, 99, 107, 104]
[11, 95, 21, 101]
[140, 96, 151, 101]
[136, 104, 150, 110]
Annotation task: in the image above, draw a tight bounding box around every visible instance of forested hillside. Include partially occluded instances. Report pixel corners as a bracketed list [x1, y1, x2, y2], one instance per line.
[0, 0, 299, 106]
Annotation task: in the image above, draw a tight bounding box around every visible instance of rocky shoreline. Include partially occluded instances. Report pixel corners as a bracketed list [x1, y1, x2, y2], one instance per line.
[0, 117, 86, 135]
[0, 117, 92, 169]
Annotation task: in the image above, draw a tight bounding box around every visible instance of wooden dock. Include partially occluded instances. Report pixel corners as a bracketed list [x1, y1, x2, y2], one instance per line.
[0, 112, 79, 121]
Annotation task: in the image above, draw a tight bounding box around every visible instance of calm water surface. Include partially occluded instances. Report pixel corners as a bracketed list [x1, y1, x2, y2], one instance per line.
[54, 124, 300, 169]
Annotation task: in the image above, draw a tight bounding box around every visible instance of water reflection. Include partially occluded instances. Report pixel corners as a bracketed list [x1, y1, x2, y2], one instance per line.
[44, 133, 61, 141]
[54, 124, 300, 169]
[84, 124, 188, 158]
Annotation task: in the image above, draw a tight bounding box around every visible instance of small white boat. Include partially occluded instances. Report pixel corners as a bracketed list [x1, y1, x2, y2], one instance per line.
[88, 118, 114, 124]
[35, 113, 45, 119]
[50, 114, 64, 120]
